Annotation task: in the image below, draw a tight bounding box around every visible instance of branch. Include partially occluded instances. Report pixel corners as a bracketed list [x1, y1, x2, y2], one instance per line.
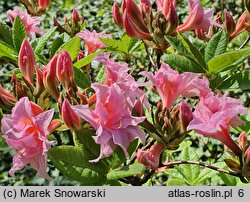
[239, 35, 250, 49]
[158, 160, 241, 177]
[144, 43, 157, 69]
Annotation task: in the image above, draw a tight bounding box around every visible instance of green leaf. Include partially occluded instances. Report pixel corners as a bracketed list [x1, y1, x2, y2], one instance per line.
[162, 54, 204, 73]
[50, 37, 65, 56]
[216, 71, 250, 90]
[74, 50, 104, 69]
[167, 178, 187, 186]
[166, 34, 206, 72]
[12, 16, 27, 51]
[0, 22, 13, 47]
[0, 134, 9, 151]
[48, 146, 107, 185]
[34, 27, 57, 54]
[95, 66, 105, 82]
[107, 163, 146, 180]
[205, 30, 228, 62]
[219, 173, 237, 186]
[0, 41, 18, 62]
[74, 67, 90, 89]
[208, 48, 250, 73]
[57, 36, 81, 60]
[5, 68, 22, 78]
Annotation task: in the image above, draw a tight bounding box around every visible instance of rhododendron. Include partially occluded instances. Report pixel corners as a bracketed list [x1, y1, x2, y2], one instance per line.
[7, 9, 43, 39]
[72, 83, 146, 162]
[76, 29, 110, 55]
[1, 97, 55, 179]
[142, 63, 211, 109]
[187, 93, 247, 156]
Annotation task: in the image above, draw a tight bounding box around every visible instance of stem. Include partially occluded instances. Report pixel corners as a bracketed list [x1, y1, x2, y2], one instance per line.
[158, 160, 241, 177]
[239, 35, 250, 49]
[144, 43, 157, 69]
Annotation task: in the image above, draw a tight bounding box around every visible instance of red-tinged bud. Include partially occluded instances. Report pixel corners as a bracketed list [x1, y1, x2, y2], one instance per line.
[0, 85, 16, 103]
[121, 0, 126, 12]
[77, 91, 88, 105]
[179, 100, 193, 131]
[230, 11, 248, 39]
[140, 0, 151, 15]
[125, 0, 149, 33]
[53, 18, 66, 33]
[88, 94, 96, 105]
[43, 54, 59, 100]
[56, 50, 74, 90]
[34, 66, 44, 97]
[224, 10, 236, 35]
[165, 2, 178, 34]
[136, 142, 164, 170]
[112, 2, 124, 27]
[239, 132, 248, 150]
[72, 9, 80, 25]
[48, 119, 61, 133]
[195, 28, 207, 40]
[38, 0, 50, 9]
[77, 51, 85, 61]
[245, 146, 250, 165]
[61, 99, 81, 130]
[124, 11, 152, 40]
[216, 12, 223, 24]
[0, 85, 16, 110]
[18, 39, 35, 85]
[133, 95, 146, 116]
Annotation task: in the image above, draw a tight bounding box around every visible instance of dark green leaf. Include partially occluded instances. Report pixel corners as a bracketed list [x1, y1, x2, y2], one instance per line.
[205, 30, 228, 62]
[219, 173, 237, 186]
[208, 49, 250, 73]
[74, 50, 104, 69]
[0, 22, 13, 47]
[48, 146, 107, 185]
[74, 67, 90, 89]
[107, 163, 146, 180]
[12, 16, 27, 51]
[57, 36, 81, 60]
[50, 37, 64, 56]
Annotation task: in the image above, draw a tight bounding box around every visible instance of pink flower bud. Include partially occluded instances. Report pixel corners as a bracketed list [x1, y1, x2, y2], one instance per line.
[124, 10, 152, 39]
[230, 11, 249, 39]
[239, 132, 248, 150]
[179, 100, 193, 131]
[224, 10, 236, 35]
[77, 51, 85, 61]
[136, 143, 164, 170]
[56, 50, 74, 90]
[18, 39, 35, 85]
[112, 2, 124, 27]
[140, 0, 151, 15]
[48, 119, 61, 133]
[38, 0, 51, 9]
[245, 146, 250, 164]
[0, 85, 16, 110]
[43, 54, 59, 100]
[34, 66, 44, 97]
[165, 2, 178, 34]
[72, 9, 80, 25]
[0, 85, 16, 103]
[61, 99, 81, 130]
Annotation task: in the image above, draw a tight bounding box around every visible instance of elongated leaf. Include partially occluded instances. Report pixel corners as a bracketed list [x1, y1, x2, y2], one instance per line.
[12, 16, 27, 51]
[74, 50, 104, 69]
[162, 54, 204, 73]
[95, 66, 105, 82]
[208, 48, 250, 73]
[34, 27, 57, 54]
[107, 163, 146, 180]
[50, 37, 64, 56]
[48, 146, 107, 185]
[74, 67, 90, 89]
[205, 30, 228, 62]
[57, 36, 81, 60]
[0, 41, 17, 62]
[0, 22, 13, 47]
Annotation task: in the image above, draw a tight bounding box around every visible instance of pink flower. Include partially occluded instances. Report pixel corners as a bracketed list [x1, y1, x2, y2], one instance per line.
[95, 53, 150, 108]
[156, 0, 177, 18]
[187, 93, 247, 156]
[177, 0, 220, 35]
[1, 97, 54, 179]
[76, 29, 111, 55]
[72, 83, 146, 162]
[137, 142, 164, 170]
[230, 11, 250, 39]
[142, 63, 211, 109]
[7, 9, 43, 39]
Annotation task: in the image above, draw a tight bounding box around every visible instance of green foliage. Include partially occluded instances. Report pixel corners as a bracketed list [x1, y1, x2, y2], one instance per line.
[0, 41, 17, 62]
[74, 67, 90, 89]
[12, 16, 27, 51]
[74, 50, 104, 69]
[0, 22, 13, 47]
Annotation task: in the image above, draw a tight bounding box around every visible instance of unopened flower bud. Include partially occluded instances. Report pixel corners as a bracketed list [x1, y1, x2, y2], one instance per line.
[112, 2, 124, 27]
[136, 142, 164, 170]
[34, 66, 44, 97]
[38, 0, 50, 9]
[140, 0, 151, 15]
[230, 11, 249, 39]
[77, 51, 85, 61]
[179, 100, 193, 132]
[43, 54, 59, 100]
[18, 39, 35, 85]
[72, 9, 80, 25]
[224, 10, 236, 35]
[61, 99, 81, 130]
[0, 85, 16, 110]
[165, 2, 178, 35]
[56, 50, 74, 90]
[239, 132, 248, 150]
[245, 146, 250, 165]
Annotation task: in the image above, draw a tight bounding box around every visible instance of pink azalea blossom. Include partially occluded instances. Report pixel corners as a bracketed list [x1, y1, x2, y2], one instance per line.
[177, 0, 220, 35]
[7, 9, 43, 39]
[142, 63, 211, 109]
[1, 97, 54, 179]
[95, 53, 150, 108]
[187, 93, 247, 156]
[72, 83, 146, 162]
[76, 29, 111, 55]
